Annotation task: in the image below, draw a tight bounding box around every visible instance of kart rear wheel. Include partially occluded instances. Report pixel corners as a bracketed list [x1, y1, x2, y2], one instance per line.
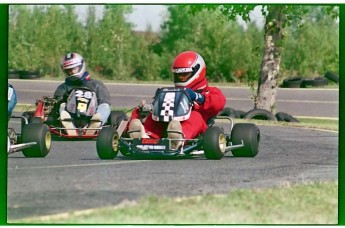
[231, 123, 260, 157]
[108, 111, 127, 127]
[96, 127, 119, 159]
[203, 126, 226, 160]
[22, 123, 51, 157]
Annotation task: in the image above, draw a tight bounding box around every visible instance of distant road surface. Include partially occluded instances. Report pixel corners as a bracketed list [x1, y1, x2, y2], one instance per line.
[9, 79, 339, 118]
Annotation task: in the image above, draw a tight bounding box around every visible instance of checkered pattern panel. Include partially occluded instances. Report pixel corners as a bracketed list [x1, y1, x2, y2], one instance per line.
[160, 92, 175, 122]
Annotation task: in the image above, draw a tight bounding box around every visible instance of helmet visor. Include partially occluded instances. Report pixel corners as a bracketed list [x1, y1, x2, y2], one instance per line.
[63, 66, 82, 76]
[173, 72, 193, 83]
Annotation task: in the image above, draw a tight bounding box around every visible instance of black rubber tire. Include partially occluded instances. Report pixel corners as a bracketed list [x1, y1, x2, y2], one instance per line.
[231, 123, 260, 157]
[96, 127, 119, 159]
[243, 109, 277, 121]
[203, 126, 226, 160]
[8, 69, 21, 79]
[282, 77, 303, 88]
[311, 77, 328, 87]
[235, 109, 246, 119]
[275, 112, 299, 122]
[324, 71, 339, 83]
[22, 123, 51, 157]
[301, 78, 314, 88]
[218, 107, 237, 118]
[108, 111, 127, 127]
[20, 70, 40, 79]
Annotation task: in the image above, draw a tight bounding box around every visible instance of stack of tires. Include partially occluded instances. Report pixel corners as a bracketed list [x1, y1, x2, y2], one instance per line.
[219, 107, 299, 123]
[280, 71, 338, 88]
[8, 69, 40, 79]
[8, 69, 21, 79]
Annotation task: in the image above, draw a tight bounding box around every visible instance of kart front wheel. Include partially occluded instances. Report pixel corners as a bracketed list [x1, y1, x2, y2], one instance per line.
[22, 123, 51, 157]
[203, 126, 226, 160]
[96, 127, 119, 159]
[231, 123, 260, 157]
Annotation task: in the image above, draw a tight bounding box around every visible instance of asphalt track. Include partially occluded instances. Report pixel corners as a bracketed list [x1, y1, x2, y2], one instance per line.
[7, 123, 338, 221]
[6, 80, 339, 221]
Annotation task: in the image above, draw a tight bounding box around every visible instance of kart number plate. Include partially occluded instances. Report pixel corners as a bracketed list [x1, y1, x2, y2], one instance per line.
[77, 102, 87, 112]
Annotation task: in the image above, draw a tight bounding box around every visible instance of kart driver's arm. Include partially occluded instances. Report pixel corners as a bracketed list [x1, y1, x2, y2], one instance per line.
[53, 84, 69, 102]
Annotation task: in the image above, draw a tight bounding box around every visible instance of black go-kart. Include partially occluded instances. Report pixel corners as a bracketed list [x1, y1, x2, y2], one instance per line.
[95, 87, 260, 160]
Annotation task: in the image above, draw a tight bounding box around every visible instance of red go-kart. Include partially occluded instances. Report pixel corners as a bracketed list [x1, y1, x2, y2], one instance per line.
[96, 87, 260, 160]
[21, 87, 127, 140]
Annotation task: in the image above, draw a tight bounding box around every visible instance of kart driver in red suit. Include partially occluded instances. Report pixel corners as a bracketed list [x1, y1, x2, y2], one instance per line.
[128, 50, 226, 149]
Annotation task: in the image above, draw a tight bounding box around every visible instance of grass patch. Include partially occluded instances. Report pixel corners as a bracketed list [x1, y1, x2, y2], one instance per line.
[233, 117, 338, 132]
[10, 181, 338, 224]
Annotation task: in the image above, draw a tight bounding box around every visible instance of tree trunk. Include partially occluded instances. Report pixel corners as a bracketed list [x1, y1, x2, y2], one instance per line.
[255, 6, 285, 113]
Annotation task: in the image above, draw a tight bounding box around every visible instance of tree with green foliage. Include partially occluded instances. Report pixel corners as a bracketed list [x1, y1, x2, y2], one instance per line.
[8, 4, 338, 93]
[157, 5, 263, 83]
[9, 5, 86, 77]
[189, 4, 338, 113]
[88, 5, 134, 80]
[281, 6, 339, 78]
[131, 30, 162, 81]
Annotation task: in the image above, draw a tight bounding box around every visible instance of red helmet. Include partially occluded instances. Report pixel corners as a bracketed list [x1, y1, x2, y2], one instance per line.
[171, 51, 207, 91]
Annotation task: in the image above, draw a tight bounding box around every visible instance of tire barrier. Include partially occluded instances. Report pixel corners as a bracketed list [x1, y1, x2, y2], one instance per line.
[243, 108, 277, 121]
[324, 71, 339, 83]
[282, 76, 304, 88]
[219, 107, 299, 123]
[8, 69, 21, 79]
[280, 72, 337, 88]
[235, 109, 246, 119]
[219, 107, 246, 119]
[275, 112, 299, 123]
[301, 78, 314, 88]
[218, 107, 237, 118]
[20, 70, 40, 79]
[311, 77, 328, 87]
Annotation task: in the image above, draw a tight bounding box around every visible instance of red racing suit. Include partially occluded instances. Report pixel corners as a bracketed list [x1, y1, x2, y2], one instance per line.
[130, 85, 226, 139]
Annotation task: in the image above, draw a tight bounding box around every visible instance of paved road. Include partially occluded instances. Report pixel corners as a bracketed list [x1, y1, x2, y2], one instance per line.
[9, 79, 339, 118]
[7, 79, 339, 221]
[7, 123, 338, 220]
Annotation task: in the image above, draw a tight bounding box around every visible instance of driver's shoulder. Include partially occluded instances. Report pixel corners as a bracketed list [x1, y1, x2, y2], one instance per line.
[85, 78, 102, 86]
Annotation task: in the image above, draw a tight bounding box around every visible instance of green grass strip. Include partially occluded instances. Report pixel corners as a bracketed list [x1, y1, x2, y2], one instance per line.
[10, 181, 338, 224]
